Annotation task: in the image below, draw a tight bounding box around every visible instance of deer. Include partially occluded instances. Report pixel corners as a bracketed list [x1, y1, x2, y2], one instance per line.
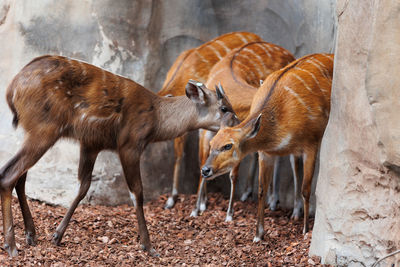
[201, 53, 334, 241]
[0, 55, 236, 257]
[157, 32, 263, 209]
[189, 41, 295, 222]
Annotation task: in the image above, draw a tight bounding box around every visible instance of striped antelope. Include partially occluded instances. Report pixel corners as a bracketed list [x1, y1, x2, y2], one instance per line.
[158, 32, 263, 209]
[201, 54, 334, 241]
[0, 55, 234, 257]
[190, 41, 295, 221]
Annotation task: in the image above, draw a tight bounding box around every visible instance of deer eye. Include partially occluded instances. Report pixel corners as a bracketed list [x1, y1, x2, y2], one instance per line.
[220, 106, 228, 113]
[221, 144, 232, 151]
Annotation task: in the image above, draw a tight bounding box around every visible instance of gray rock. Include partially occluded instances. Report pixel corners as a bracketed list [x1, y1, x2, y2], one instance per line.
[310, 0, 400, 265]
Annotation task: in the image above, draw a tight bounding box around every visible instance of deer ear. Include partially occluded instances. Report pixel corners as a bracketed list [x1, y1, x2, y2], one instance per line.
[216, 83, 235, 114]
[221, 112, 240, 129]
[215, 83, 226, 100]
[186, 80, 206, 105]
[245, 113, 262, 139]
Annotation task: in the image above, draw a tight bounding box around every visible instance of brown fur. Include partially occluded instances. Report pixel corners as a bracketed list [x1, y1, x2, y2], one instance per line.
[205, 53, 334, 239]
[161, 32, 264, 209]
[159, 32, 263, 97]
[206, 41, 295, 120]
[0, 55, 230, 257]
[192, 42, 295, 219]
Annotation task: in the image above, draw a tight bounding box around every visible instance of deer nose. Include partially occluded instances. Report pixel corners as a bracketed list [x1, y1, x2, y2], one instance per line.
[201, 166, 213, 178]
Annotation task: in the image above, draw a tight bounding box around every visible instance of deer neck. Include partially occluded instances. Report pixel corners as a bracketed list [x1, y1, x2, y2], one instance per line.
[153, 95, 201, 142]
[241, 107, 278, 155]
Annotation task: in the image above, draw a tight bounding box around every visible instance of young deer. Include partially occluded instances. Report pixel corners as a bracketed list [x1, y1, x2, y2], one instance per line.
[201, 54, 334, 241]
[158, 32, 263, 209]
[0, 55, 234, 257]
[189, 42, 295, 221]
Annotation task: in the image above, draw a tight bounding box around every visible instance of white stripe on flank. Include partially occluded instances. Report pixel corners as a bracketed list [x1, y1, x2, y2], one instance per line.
[235, 61, 257, 81]
[238, 53, 263, 78]
[101, 69, 107, 83]
[207, 44, 222, 59]
[237, 33, 249, 44]
[313, 57, 332, 78]
[191, 72, 203, 82]
[294, 67, 321, 88]
[292, 73, 312, 92]
[265, 44, 274, 52]
[254, 43, 271, 58]
[244, 47, 268, 74]
[306, 59, 328, 79]
[215, 40, 230, 53]
[283, 85, 312, 112]
[195, 50, 210, 66]
[87, 114, 115, 123]
[78, 61, 87, 76]
[321, 54, 334, 63]
[275, 133, 292, 151]
[295, 66, 328, 96]
[207, 67, 225, 84]
[282, 50, 289, 55]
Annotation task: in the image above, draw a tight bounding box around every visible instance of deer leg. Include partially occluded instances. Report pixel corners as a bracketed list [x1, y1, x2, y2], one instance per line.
[302, 148, 318, 234]
[254, 152, 274, 242]
[165, 134, 187, 209]
[190, 178, 206, 217]
[268, 156, 281, 211]
[15, 172, 36, 246]
[0, 131, 58, 257]
[290, 155, 303, 220]
[52, 145, 98, 245]
[191, 130, 214, 217]
[1, 189, 17, 257]
[226, 164, 240, 222]
[240, 153, 258, 202]
[119, 147, 157, 256]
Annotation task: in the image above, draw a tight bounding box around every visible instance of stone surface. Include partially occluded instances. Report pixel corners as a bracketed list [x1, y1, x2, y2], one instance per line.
[310, 0, 400, 265]
[0, 1, 336, 208]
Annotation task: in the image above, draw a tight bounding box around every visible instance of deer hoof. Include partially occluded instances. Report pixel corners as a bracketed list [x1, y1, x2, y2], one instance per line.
[164, 197, 175, 209]
[52, 232, 62, 246]
[303, 225, 309, 234]
[140, 244, 160, 257]
[225, 215, 233, 222]
[4, 243, 18, 257]
[291, 215, 300, 221]
[269, 199, 279, 211]
[253, 236, 261, 243]
[190, 209, 199, 217]
[149, 248, 160, 257]
[240, 192, 250, 202]
[26, 232, 36, 246]
[291, 211, 301, 221]
[199, 202, 207, 212]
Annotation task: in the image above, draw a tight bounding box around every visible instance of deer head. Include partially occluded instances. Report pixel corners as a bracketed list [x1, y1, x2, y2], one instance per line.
[185, 80, 236, 132]
[201, 113, 262, 179]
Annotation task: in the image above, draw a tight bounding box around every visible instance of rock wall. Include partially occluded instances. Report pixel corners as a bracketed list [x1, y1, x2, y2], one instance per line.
[0, 0, 336, 208]
[309, 0, 400, 265]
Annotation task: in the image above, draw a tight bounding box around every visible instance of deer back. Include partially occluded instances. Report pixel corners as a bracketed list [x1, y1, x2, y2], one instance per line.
[246, 53, 334, 155]
[158, 32, 263, 97]
[7, 55, 158, 149]
[206, 41, 295, 121]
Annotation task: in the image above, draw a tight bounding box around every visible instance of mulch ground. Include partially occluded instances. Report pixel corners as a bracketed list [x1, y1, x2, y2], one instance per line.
[0, 193, 327, 266]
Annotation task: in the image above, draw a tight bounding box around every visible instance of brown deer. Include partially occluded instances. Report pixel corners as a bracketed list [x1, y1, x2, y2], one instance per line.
[158, 32, 263, 209]
[201, 54, 334, 241]
[189, 42, 295, 221]
[0, 55, 234, 257]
